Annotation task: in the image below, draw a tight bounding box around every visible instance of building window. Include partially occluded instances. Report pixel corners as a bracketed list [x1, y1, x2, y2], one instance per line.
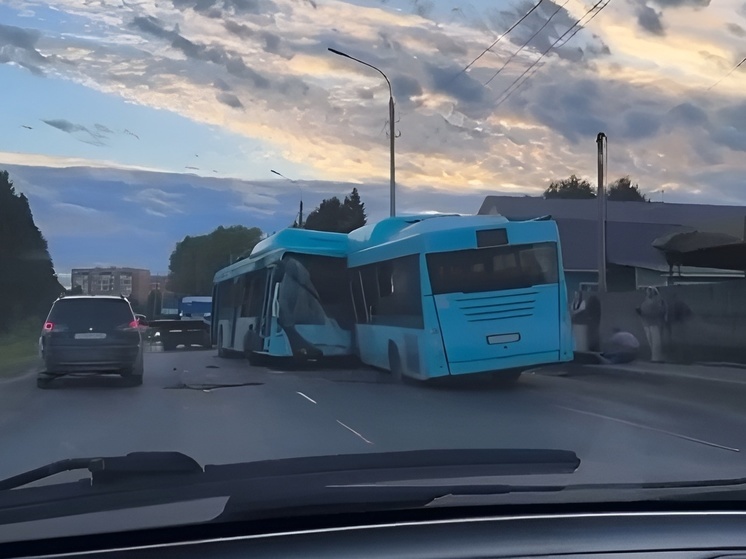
[120, 274, 133, 296]
[98, 274, 112, 292]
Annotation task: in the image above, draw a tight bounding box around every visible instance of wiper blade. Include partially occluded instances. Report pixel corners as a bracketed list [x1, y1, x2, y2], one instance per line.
[0, 452, 202, 491]
[208, 448, 580, 480]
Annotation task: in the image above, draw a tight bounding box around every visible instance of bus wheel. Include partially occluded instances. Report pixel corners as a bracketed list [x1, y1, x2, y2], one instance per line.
[388, 342, 404, 383]
[244, 331, 263, 366]
[490, 370, 522, 388]
[217, 328, 228, 358]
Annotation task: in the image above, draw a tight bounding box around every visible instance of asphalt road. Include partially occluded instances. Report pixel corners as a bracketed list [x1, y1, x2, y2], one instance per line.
[1, 348, 746, 488]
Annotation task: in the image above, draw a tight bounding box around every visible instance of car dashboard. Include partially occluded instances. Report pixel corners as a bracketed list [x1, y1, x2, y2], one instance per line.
[4, 507, 746, 559]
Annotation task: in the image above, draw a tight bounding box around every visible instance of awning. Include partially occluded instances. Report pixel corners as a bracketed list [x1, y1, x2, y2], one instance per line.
[652, 230, 746, 271]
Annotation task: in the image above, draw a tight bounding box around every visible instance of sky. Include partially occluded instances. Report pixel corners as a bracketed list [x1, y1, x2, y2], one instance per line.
[1, 0, 745, 278]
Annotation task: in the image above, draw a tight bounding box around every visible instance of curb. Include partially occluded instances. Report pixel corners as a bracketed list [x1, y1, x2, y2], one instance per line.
[578, 362, 746, 386]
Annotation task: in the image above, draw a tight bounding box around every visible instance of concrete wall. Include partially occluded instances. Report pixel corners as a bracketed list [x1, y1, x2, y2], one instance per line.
[595, 280, 746, 364]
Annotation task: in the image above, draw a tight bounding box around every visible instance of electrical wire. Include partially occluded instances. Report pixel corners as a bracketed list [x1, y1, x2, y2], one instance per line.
[451, 0, 545, 81]
[493, 0, 611, 109]
[484, 0, 572, 86]
[707, 56, 746, 91]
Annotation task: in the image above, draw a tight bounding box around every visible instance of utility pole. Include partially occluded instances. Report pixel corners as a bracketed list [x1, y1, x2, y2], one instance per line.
[328, 48, 396, 217]
[596, 132, 607, 293]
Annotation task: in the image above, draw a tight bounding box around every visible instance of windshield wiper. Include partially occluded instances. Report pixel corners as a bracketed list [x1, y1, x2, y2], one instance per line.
[0, 449, 579, 526]
[0, 452, 202, 491]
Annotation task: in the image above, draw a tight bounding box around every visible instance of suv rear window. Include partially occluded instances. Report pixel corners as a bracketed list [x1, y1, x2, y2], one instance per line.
[48, 299, 135, 330]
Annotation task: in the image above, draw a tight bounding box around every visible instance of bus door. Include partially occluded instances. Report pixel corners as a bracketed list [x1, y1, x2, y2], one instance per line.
[229, 276, 242, 348]
[259, 265, 279, 341]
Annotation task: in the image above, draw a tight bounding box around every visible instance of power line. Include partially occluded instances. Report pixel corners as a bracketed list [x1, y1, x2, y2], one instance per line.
[484, 0, 572, 86]
[707, 55, 746, 91]
[494, 0, 611, 108]
[451, 0, 545, 81]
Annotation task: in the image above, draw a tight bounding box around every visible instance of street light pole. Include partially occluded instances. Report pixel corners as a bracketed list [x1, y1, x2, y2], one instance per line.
[328, 47, 396, 217]
[271, 169, 303, 227]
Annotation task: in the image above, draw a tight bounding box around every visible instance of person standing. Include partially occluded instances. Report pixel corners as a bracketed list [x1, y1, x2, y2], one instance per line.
[637, 286, 667, 363]
[585, 293, 601, 352]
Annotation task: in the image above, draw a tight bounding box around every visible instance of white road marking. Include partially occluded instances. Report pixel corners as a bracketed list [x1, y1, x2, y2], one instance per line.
[296, 391, 317, 404]
[558, 406, 740, 453]
[336, 420, 374, 445]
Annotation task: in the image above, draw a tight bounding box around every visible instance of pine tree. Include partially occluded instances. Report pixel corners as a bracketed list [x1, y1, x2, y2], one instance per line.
[0, 170, 63, 332]
[304, 189, 367, 234]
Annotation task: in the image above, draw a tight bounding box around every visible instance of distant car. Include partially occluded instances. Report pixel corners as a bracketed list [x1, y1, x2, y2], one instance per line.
[37, 295, 144, 388]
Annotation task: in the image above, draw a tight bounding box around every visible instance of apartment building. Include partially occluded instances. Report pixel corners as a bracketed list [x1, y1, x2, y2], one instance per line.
[70, 267, 151, 305]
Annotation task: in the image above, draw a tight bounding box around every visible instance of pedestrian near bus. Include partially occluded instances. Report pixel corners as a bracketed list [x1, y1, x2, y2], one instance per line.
[637, 286, 667, 362]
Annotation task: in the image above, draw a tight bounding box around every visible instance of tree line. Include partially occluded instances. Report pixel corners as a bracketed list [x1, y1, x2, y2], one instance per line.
[164, 188, 367, 296]
[543, 175, 648, 201]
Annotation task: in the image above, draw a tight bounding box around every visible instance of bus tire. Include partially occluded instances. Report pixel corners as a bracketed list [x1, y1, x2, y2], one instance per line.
[217, 328, 228, 358]
[243, 331, 263, 366]
[388, 342, 404, 383]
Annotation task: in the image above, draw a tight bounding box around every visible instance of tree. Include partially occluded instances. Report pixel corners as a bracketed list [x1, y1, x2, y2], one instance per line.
[543, 175, 596, 199]
[0, 170, 63, 333]
[608, 176, 648, 202]
[167, 225, 263, 295]
[304, 188, 367, 233]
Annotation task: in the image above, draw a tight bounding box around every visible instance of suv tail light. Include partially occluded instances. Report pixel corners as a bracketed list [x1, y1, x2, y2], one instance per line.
[43, 322, 54, 332]
[129, 320, 139, 329]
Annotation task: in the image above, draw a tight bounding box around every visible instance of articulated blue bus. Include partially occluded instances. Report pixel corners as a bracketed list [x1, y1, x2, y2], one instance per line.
[347, 214, 573, 384]
[211, 228, 354, 363]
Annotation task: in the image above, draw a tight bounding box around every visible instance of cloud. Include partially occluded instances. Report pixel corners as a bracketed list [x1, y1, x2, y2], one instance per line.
[125, 188, 184, 217]
[0, 23, 49, 74]
[652, 0, 710, 7]
[41, 118, 109, 146]
[726, 23, 746, 37]
[216, 91, 244, 108]
[636, 5, 665, 35]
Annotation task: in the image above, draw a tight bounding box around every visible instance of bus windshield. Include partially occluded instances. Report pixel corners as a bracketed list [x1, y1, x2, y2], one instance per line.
[426, 242, 559, 295]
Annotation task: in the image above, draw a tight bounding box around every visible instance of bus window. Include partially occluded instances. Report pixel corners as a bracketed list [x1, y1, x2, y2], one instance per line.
[240, 270, 267, 318]
[350, 270, 367, 323]
[358, 255, 423, 329]
[426, 242, 559, 295]
[216, 280, 234, 322]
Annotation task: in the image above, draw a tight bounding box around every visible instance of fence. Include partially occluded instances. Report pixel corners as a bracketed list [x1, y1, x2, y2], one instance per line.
[595, 280, 746, 364]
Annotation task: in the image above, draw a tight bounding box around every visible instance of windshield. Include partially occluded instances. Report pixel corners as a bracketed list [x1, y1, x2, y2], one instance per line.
[48, 299, 135, 330]
[1, 0, 746, 543]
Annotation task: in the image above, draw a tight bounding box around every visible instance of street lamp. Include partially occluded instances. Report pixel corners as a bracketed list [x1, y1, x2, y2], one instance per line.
[328, 47, 396, 217]
[271, 169, 303, 227]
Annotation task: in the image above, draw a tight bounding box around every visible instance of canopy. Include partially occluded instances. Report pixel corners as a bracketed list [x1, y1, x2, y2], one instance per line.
[652, 230, 746, 271]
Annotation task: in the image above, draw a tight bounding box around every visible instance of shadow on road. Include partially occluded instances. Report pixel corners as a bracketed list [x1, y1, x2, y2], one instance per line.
[37, 374, 138, 390]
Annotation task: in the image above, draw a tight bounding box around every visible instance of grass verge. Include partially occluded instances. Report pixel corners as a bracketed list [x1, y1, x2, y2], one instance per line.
[0, 321, 40, 378]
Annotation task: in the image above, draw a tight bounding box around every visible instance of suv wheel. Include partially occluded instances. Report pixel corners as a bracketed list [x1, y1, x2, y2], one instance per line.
[36, 376, 53, 389]
[121, 352, 144, 387]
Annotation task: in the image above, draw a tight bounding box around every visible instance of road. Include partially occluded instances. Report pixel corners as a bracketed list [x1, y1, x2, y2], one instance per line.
[1, 348, 746, 488]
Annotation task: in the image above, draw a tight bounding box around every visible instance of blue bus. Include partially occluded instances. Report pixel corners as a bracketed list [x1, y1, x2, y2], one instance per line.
[347, 214, 573, 384]
[212, 228, 354, 363]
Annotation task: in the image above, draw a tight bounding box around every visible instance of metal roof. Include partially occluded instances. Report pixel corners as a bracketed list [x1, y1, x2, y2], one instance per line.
[479, 196, 746, 238]
[555, 219, 690, 271]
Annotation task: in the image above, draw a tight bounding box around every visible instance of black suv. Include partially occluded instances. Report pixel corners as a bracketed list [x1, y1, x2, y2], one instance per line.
[37, 295, 144, 388]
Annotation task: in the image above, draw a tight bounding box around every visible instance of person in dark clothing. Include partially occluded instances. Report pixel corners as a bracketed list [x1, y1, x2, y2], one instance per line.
[585, 294, 601, 352]
[664, 293, 693, 363]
